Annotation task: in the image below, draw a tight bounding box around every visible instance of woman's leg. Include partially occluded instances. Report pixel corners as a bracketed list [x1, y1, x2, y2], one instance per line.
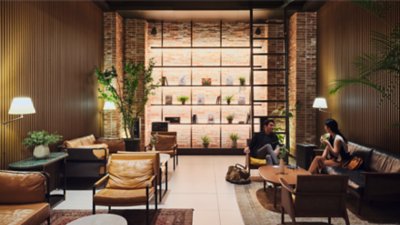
[308, 156, 324, 174]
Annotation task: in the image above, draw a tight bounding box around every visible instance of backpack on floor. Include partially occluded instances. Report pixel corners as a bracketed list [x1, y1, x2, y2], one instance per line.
[225, 163, 251, 184]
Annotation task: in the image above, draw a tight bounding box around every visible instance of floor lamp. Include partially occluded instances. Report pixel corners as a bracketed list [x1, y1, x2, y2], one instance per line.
[103, 101, 116, 138]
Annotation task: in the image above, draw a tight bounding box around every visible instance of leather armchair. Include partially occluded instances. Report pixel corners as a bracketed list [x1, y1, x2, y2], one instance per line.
[0, 170, 50, 225]
[92, 153, 159, 225]
[280, 175, 350, 225]
[150, 132, 178, 170]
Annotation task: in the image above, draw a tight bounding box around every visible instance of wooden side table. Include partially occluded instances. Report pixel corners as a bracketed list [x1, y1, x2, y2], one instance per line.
[8, 151, 68, 205]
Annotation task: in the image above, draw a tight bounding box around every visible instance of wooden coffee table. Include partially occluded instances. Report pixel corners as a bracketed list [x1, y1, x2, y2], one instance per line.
[258, 165, 311, 208]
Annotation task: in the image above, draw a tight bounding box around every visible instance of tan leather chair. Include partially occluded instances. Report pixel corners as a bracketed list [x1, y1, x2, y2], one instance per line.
[151, 132, 178, 170]
[0, 170, 50, 225]
[280, 175, 350, 225]
[92, 153, 159, 224]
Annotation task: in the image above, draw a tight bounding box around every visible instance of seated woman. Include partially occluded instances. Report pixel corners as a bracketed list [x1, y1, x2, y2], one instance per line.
[308, 118, 351, 174]
[244, 119, 281, 165]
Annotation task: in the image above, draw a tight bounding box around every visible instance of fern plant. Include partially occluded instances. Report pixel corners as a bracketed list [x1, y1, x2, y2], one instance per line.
[23, 131, 62, 148]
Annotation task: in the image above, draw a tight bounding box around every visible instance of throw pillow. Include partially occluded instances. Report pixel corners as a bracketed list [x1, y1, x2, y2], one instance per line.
[343, 156, 363, 170]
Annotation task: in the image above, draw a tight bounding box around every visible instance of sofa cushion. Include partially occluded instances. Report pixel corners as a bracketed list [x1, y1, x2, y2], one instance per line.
[107, 159, 153, 189]
[0, 171, 46, 204]
[369, 149, 400, 173]
[93, 187, 155, 206]
[155, 134, 176, 150]
[347, 142, 373, 170]
[0, 203, 50, 225]
[64, 134, 96, 148]
[325, 166, 365, 193]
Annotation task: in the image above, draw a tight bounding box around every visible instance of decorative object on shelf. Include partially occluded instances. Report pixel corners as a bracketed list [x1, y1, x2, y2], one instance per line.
[226, 114, 235, 124]
[208, 114, 214, 123]
[23, 130, 62, 159]
[192, 114, 197, 123]
[165, 95, 173, 105]
[278, 146, 289, 174]
[161, 76, 168, 86]
[238, 94, 246, 105]
[151, 122, 168, 132]
[149, 132, 159, 151]
[229, 133, 239, 148]
[255, 27, 262, 35]
[197, 94, 205, 104]
[95, 60, 158, 139]
[165, 117, 180, 124]
[216, 95, 221, 104]
[177, 96, 189, 105]
[179, 75, 186, 85]
[226, 75, 234, 85]
[202, 78, 212, 86]
[239, 77, 246, 86]
[201, 135, 210, 148]
[246, 113, 251, 124]
[224, 95, 234, 105]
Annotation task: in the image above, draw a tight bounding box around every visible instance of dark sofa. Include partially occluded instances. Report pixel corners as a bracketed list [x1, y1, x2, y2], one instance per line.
[324, 142, 400, 213]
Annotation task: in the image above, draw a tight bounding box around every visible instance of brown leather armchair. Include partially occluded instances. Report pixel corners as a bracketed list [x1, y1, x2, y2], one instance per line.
[92, 153, 159, 225]
[151, 131, 178, 170]
[0, 170, 50, 225]
[280, 175, 350, 225]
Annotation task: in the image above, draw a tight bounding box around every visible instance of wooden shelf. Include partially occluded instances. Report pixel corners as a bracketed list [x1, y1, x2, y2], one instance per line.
[160, 85, 251, 87]
[167, 123, 258, 125]
[154, 65, 261, 68]
[151, 104, 260, 106]
[151, 46, 262, 49]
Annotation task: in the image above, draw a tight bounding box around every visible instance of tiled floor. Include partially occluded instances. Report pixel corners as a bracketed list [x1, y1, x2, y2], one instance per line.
[55, 155, 246, 225]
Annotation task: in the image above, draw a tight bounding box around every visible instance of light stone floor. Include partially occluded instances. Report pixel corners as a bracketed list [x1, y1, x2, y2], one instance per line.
[55, 155, 250, 225]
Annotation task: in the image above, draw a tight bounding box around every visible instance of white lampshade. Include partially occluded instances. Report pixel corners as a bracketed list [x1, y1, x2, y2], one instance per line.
[103, 101, 116, 110]
[312, 97, 328, 109]
[8, 97, 36, 115]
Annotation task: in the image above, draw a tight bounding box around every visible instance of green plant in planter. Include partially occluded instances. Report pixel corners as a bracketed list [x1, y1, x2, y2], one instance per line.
[201, 135, 210, 148]
[278, 146, 289, 160]
[23, 130, 62, 159]
[229, 133, 239, 148]
[226, 114, 235, 124]
[239, 77, 246, 86]
[95, 60, 158, 138]
[177, 96, 189, 105]
[224, 95, 234, 105]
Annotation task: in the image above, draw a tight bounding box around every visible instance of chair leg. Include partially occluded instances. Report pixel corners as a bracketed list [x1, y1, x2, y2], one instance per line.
[357, 197, 363, 215]
[344, 210, 350, 225]
[173, 155, 176, 170]
[176, 153, 179, 165]
[47, 217, 50, 225]
[328, 217, 331, 225]
[108, 206, 111, 213]
[281, 207, 285, 224]
[92, 204, 96, 214]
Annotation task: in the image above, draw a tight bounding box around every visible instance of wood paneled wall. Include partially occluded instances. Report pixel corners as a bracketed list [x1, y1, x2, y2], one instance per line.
[0, 1, 103, 168]
[318, 1, 400, 153]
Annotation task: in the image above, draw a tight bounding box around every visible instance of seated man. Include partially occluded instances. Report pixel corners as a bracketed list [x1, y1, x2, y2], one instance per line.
[244, 119, 281, 165]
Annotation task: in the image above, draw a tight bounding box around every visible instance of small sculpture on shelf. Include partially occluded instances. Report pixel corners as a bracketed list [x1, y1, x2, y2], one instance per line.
[208, 114, 215, 123]
[177, 96, 189, 105]
[202, 78, 212, 86]
[224, 95, 234, 105]
[165, 95, 173, 105]
[226, 75, 234, 85]
[226, 114, 235, 124]
[201, 135, 210, 148]
[239, 77, 246, 86]
[238, 94, 246, 105]
[197, 94, 205, 104]
[229, 133, 239, 149]
[179, 75, 186, 85]
[192, 114, 197, 123]
[216, 95, 221, 104]
[160, 76, 168, 86]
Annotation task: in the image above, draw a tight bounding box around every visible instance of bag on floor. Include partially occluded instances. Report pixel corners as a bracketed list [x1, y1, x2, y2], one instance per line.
[225, 163, 250, 184]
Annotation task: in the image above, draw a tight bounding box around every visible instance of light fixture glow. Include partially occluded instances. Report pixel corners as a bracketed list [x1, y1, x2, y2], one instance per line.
[312, 97, 328, 109]
[2, 97, 36, 125]
[103, 101, 116, 110]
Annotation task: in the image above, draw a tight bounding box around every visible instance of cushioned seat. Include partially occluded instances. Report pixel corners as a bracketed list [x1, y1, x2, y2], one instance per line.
[94, 188, 155, 206]
[151, 132, 178, 170]
[0, 203, 50, 225]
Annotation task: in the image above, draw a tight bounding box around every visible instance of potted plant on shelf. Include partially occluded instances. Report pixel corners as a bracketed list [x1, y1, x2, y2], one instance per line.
[201, 78, 212, 86]
[226, 114, 235, 124]
[224, 95, 234, 105]
[201, 135, 210, 148]
[23, 130, 63, 159]
[239, 77, 246, 86]
[229, 133, 239, 148]
[95, 60, 158, 150]
[177, 96, 189, 105]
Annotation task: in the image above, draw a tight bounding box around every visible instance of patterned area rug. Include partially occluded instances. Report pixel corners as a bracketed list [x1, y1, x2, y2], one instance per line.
[45, 209, 193, 225]
[235, 180, 400, 225]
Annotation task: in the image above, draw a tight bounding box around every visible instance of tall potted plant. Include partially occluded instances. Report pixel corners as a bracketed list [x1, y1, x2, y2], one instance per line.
[95, 61, 158, 150]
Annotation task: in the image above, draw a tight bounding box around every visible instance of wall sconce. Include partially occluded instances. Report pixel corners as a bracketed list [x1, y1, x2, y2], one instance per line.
[151, 27, 157, 36]
[312, 97, 329, 113]
[255, 27, 262, 35]
[2, 97, 36, 125]
[103, 101, 116, 138]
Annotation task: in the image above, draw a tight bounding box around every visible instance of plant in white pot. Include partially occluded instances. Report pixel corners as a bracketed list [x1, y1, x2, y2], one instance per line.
[23, 130, 62, 159]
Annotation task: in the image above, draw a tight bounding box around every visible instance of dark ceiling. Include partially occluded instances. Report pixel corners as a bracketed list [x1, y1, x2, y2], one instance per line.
[95, 0, 325, 21]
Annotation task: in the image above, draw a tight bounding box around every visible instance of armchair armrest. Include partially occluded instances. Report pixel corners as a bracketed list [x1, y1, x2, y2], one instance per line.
[64, 147, 108, 161]
[93, 174, 109, 189]
[145, 175, 157, 187]
[279, 177, 295, 194]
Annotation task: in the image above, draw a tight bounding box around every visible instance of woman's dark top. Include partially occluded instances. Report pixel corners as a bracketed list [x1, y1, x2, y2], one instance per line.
[328, 134, 350, 162]
[249, 132, 279, 158]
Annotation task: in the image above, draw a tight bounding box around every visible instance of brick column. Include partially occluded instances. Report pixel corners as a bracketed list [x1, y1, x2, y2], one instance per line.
[103, 12, 123, 138]
[289, 12, 317, 150]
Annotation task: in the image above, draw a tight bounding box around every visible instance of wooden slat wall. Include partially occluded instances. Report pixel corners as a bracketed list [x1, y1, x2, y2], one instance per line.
[0, 1, 103, 168]
[318, 1, 400, 153]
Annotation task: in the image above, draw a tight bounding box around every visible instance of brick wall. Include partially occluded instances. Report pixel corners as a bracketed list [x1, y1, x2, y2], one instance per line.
[289, 12, 317, 149]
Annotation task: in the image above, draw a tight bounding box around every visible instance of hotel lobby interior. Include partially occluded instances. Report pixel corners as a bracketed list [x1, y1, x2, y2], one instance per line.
[0, 0, 399, 225]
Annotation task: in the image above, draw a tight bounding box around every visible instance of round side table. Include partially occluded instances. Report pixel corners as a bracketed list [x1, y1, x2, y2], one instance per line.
[67, 214, 127, 225]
